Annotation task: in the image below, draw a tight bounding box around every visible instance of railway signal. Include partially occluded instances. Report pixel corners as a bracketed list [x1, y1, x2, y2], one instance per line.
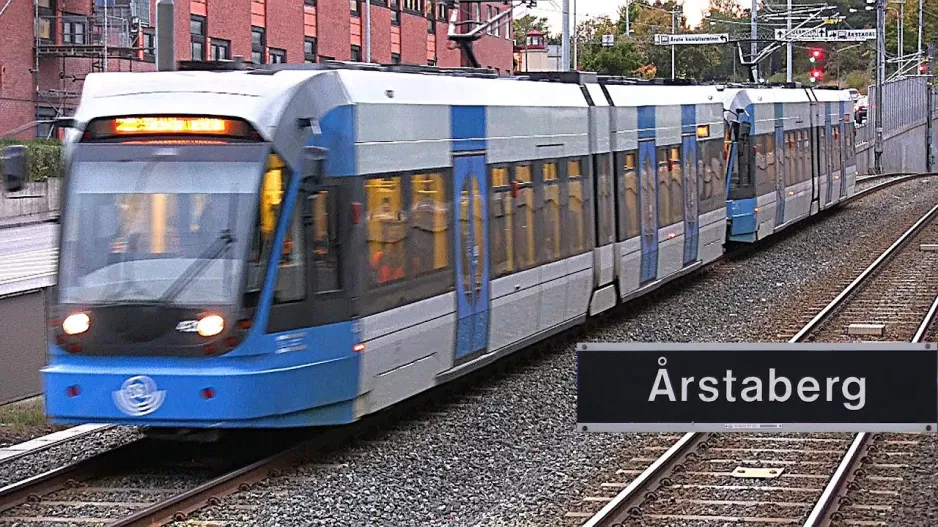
[809, 48, 823, 63]
[810, 68, 823, 82]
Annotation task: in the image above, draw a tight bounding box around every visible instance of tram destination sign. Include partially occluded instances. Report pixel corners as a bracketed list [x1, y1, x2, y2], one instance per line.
[576, 342, 938, 433]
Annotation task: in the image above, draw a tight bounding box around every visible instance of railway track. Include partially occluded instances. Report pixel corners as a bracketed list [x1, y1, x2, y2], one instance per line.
[569, 202, 938, 527]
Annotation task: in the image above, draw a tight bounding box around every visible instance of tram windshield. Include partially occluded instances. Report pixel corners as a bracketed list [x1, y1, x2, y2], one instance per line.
[58, 158, 263, 306]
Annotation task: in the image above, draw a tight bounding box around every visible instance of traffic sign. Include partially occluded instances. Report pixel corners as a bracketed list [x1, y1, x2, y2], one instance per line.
[654, 33, 729, 45]
[576, 342, 938, 433]
[775, 27, 828, 41]
[601, 34, 615, 47]
[829, 29, 877, 41]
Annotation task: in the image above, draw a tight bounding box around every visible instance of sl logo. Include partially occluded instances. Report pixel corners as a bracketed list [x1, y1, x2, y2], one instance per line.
[112, 376, 166, 417]
[176, 320, 198, 332]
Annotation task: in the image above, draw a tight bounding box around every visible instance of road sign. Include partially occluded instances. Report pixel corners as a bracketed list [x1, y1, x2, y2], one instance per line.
[775, 27, 828, 41]
[829, 29, 877, 41]
[823, 16, 846, 24]
[576, 342, 938, 433]
[654, 33, 729, 45]
[601, 34, 615, 47]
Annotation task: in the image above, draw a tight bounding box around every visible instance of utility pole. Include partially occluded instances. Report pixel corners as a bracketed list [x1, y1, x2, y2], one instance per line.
[572, 0, 577, 69]
[786, 0, 792, 81]
[156, 0, 174, 71]
[926, 42, 933, 171]
[672, 7, 678, 79]
[562, 0, 570, 71]
[751, 0, 758, 81]
[365, 0, 372, 62]
[875, 0, 886, 174]
[918, 0, 923, 58]
[625, 0, 630, 36]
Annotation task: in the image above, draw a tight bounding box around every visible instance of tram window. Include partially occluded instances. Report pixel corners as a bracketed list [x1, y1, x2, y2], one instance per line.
[697, 142, 712, 212]
[656, 147, 671, 227]
[622, 151, 640, 240]
[274, 199, 306, 304]
[766, 133, 776, 187]
[541, 161, 561, 262]
[246, 154, 290, 302]
[567, 159, 585, 254]
[592, 154, 613, 246]
[307, 190, 340, 292]
[365, 175, 407, 286]
[668, 146, 683, 226]
[410, 172, 450, 276]
[490, 166, 513, 278]
[513, 163, 536, 270]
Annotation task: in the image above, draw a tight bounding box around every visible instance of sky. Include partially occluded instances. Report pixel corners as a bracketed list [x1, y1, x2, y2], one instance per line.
[521, 0, 720, 32]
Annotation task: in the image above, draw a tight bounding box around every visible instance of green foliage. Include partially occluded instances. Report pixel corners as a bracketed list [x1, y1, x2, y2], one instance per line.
[0, 139, 64, 182]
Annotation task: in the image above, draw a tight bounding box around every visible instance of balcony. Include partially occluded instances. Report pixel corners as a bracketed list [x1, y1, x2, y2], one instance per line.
[35, 14, 139, 60]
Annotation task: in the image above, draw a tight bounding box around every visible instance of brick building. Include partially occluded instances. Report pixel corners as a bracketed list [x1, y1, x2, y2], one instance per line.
[0, 0, 514, 140]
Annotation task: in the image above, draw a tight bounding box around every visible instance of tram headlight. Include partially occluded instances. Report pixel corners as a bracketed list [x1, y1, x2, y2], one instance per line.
[62, 313, 90, 335]
[197, 315, 225, 337]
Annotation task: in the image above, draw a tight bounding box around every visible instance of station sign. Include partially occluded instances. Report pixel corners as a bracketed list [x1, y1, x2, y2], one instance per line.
[576, 342, 938, 433]
[654, 33, 729, 45]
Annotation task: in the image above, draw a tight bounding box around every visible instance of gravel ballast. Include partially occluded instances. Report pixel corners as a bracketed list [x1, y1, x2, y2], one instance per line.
[176, 178, 938, 527]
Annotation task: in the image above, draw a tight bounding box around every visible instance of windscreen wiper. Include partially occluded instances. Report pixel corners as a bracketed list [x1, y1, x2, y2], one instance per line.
[157, 229, 235, 305]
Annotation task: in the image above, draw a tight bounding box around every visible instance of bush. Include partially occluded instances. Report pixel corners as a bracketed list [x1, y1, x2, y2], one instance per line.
[0, 138, 64, 182]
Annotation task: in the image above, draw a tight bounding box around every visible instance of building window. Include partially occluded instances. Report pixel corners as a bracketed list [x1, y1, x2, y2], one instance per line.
[251, 26, 265, 64]
[270, 47, 286, 63]
[403, 0, 423, 13]
[351, 45, 362, 62]
[391, 53, 401, 65]
[62, 14, 86, 44]
[351, 0, 360, 16]
[486, 6, 493, 34]
[304, 37, 317, 63]
[428, 2, 436, 33]
[390, 0, 400, 25]
[142, 28, 155, 61]
[437, 2, 447, 20]
[320, 55, 335, 62]
[493, 8, 500, 37]
[35, 107, 57, 139]
[37, 0, 55, 43]
[190, 15, 206, 61]
[211, 38, 230, 60]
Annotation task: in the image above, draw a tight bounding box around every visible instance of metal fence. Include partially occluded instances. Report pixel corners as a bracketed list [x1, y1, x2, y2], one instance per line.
[856, 75, 936, 174]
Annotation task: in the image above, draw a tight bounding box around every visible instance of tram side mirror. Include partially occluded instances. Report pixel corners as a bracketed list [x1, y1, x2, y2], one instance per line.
[300, 146, 328, 194]
[1, 145, 26, 193]
[739, 121, 752, 138]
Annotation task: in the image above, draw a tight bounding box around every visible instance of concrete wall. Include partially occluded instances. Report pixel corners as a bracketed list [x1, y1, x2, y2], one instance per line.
[0, 179, 61, 224]
[0, 289, 47, 406]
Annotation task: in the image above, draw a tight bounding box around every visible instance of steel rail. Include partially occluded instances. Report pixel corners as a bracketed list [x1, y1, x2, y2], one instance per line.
[790, 202, 938, 342]
[803, 298, 938, 527]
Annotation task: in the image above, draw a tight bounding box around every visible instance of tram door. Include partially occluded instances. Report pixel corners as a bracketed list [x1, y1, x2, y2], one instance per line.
[774, 125, 786, 226]
[824, 104, 834, 206]
[453, 154, 490, 365]
[638, 140, 658, 284]
[681, 135, 698, 267]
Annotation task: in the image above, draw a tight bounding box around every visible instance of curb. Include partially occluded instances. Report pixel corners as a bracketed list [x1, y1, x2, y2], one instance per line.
[0, 213, 59, 230]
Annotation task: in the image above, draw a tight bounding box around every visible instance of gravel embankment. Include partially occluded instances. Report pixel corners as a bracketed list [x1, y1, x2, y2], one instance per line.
[174, 178, 938, 527]
[0, 426, 142, 488]
[2, 180, 927, 526]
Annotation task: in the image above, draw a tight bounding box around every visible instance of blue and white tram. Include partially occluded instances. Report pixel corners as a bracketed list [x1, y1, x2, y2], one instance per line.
[721, 85, 857, 243]
[0, 62, 854, 432]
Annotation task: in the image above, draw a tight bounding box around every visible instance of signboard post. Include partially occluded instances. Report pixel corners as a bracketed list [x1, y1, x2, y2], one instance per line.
[653, 33, 729, 45]
[576, 342, 937, 433]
